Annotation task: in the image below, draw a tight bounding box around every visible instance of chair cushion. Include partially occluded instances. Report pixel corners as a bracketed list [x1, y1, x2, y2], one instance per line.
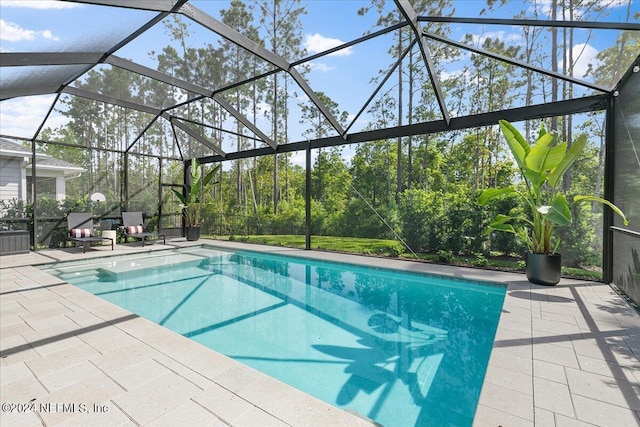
[127, 225, 144, 234]
[71, 228, 93, 238]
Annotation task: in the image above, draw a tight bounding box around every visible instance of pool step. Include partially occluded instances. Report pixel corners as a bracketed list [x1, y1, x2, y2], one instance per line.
[96, 253, 207, 281]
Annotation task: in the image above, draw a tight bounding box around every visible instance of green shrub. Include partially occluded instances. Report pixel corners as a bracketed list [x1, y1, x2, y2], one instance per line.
[474, 252, 488, 267]
[437, 250, 454, 263]
[387, 244, 404, 257]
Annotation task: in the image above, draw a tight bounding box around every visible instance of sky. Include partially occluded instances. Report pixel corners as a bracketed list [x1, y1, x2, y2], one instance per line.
[1, 0, 638, 166]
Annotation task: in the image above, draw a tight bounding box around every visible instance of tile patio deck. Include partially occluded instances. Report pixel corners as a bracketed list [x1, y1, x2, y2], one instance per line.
[1, 239, 639, 426]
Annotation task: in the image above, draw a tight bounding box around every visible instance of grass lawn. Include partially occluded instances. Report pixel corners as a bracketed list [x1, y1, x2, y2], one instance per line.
[209, 234, 602, 280]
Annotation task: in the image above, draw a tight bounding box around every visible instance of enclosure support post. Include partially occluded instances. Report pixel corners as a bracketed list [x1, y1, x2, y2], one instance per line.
[182, 160, 189, 237]
[158, 157, 163, 232]
[123, 152, 129, 211]
[305, 144, 311, 250]
[603, 95, 615, 284]
[31, 139, 37, 251]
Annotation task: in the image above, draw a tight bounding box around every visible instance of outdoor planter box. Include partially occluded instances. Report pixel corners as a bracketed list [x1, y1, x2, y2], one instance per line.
[0, 230, 30, 255]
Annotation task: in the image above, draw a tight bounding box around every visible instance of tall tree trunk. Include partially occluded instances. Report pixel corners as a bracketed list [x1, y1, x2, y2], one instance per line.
[251, 60, 258, 213]
[396, 24, 404, 204]
[564, 0, 574, 192]
[271, 4, 278, 215]
[407, 50, 413, 191]
[551, 0, 558, 132]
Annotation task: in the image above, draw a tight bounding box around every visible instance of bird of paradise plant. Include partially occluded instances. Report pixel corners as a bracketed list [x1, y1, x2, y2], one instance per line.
[478, 119, 628, 255]
[172, 158, 220, 228]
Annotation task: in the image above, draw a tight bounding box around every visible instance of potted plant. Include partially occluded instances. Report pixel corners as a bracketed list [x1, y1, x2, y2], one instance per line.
[478, 120, 628, 285]
[172, 158, 220, 241]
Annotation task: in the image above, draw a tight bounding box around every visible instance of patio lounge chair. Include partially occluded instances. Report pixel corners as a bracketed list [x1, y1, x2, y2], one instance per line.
[122, 212, 166, 247]
[67, 213, 113, 253]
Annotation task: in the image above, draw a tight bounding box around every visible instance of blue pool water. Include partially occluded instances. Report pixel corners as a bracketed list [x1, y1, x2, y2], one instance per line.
[42, 246, 506, 427]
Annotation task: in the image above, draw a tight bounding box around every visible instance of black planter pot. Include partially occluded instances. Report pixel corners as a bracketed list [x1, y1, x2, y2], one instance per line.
[185, 226, 200, 241]
[526, 252, 561, 286]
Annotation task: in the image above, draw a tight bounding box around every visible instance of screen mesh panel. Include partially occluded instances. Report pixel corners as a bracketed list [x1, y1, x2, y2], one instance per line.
[612, 67, 640, 305]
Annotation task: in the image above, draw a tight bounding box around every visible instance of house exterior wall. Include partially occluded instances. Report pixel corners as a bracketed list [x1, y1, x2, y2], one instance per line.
[55, 176, 65, 201]
[0, 157, 26, 203]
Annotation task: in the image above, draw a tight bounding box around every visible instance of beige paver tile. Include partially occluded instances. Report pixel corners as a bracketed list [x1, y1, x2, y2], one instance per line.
[576, 353, 640, 383]
[533, 377, 575, 418]
[157, 339, 239, 381]
[590, 318, 629, 333]
[532, 327, 578, 349]
[25, 342, 101, 377]
[233, 405, 289, 427]
[538, 303, 584, 319]
[502, 299, 532, 314]
[498, 316, 532, 334]
[533, 317, 584, 337]
[108, 358, 175, 391]
[114, 315, 169, 340]
[153, 354, 217, 390]
[78, 327, 141, 354]
[533, 342, 580, 369]
[0, 361, 32, 386]
[477, 382, 534, 421]
[471, 404, 533, 427]
[36, 373, 125, 425]
[144, 399, 221, 426]
[0, 320, 35, 339]
[578, 337, 640, 377]
[0, 334, 41, 366]
[0, 406, 42, 427]
[565, 367, 640, 411]
[111, 372, 201, 425]
[533, 359, 568, 384]
[484, 363, 533, 395]
[0, 301, 29, 317]
[22, 326, 88, 357]
[38, 360, 104, 392]
[235, 374, 339, 426]
[533, 407, 556, 427]
[272, 393, 337, 426]
[617, 313, 640, 328]
[541, 311, 590, 329]
[311, 408, 378, 427]
[494, 322, 531, 342]
[571, 394, 640, 426]
[91, 341, 159, 374]
[55, 400, 136, 427]
[213, 363, 264, 395]
[193, 384, 255, 424]
[492, 336, 532, 360]
[499, 301, 533, 318]
[488, 349, 532, 375]
[2, 374, 48, 401]
[554, 413, 606, 426]
[19, 312, 76, 333]
[16, 297, 71, 313]
[62, 306, 107, 324]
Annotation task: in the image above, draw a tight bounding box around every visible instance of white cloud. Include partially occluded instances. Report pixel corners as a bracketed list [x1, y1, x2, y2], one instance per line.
[529, 0, 627, 19]
[0, 95, 68, 138]
[468, 31, 523, 47]
[440, 69, 465, 81]
[0, 19, 59, 42]
[304, 33, 353, 57]
[568, 43, 601, 78]
[307, 62, 334, 72]
[2, 1, 79, 9]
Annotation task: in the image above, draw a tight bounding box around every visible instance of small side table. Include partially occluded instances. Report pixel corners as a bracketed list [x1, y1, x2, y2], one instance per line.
[102, 230, 117, 246]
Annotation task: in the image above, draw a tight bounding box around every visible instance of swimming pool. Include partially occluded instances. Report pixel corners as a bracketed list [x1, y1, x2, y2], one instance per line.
[42, 246, 506, 427]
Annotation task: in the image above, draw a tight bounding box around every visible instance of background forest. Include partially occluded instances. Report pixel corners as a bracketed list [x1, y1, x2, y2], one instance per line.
[2, 0, 638, 279]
